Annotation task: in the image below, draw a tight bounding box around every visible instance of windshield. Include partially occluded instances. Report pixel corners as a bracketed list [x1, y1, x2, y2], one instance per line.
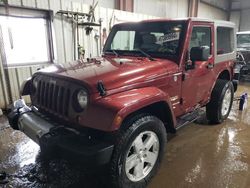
[103, 21, 186, 59]
[237, 34, 250, 47]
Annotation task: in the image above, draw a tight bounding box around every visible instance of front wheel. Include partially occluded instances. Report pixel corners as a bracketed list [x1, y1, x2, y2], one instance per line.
[206, 79, 234, 124]
[109, 115, 166, 188]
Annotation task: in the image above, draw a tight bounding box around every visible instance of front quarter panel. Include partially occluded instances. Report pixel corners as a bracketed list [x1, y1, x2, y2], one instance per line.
[79, 87, 175, 132]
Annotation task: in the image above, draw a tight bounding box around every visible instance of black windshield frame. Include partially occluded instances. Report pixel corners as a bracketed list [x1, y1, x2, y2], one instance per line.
[103, 21, 187, 62]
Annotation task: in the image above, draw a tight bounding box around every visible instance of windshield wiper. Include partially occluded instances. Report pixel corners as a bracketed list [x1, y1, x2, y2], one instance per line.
[112, 49, 119, 57]
[104, 50, 119, 57]
[135, 49, 155, 61]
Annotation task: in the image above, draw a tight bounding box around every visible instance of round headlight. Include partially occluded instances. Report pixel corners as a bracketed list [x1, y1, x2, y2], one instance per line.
[77, 90, 88, 109]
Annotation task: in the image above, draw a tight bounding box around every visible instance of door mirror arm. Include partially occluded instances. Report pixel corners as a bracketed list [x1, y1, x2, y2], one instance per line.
[185, 50, 195, 70]
[185, 59, 195, 70]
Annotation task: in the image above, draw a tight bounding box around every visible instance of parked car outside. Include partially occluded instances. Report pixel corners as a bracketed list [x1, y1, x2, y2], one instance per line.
[237, 31, 250, 80]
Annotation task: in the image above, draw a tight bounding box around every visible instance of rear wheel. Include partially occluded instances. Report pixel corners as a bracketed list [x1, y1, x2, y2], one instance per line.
[206, 79, 234, 124]
[109, 115, 166, 188]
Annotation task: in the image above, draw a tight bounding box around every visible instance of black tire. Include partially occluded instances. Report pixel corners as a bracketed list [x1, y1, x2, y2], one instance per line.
[109, 114, 166, 188]
[206, 79, 234, 124]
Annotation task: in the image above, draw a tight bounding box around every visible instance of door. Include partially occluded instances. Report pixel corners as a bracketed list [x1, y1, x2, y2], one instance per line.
[181, 24, 216, 113]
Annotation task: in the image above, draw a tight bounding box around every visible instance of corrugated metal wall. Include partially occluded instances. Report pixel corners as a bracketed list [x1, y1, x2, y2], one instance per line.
[198, 1, 227, 20]
[231, 0, 250, 32]
[134, 0, 189, 18]
[201, 0, 229, 10]
[0, 0, 158, 109]
[230, 11, 240, 31]
[239, 9, 250, 31]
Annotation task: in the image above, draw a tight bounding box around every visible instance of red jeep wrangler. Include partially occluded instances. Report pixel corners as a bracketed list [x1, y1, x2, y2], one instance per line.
[8, 18, 237, 188]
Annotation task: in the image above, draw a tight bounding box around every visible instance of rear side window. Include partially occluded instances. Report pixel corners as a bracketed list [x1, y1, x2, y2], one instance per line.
[217, 27, 234, 54]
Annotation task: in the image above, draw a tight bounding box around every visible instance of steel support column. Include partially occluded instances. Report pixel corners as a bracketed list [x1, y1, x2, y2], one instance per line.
[115, 0, 133, 12]
[188, 0, 199, 17]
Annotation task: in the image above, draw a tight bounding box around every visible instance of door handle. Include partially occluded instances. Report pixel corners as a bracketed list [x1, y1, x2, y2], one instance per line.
[207, 63, 214, 69]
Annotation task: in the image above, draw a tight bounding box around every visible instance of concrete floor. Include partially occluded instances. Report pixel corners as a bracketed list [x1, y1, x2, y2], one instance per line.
[0, 82, 250, 188]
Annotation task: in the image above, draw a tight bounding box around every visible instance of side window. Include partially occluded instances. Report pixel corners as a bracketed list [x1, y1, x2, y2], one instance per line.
[217, 27, 233, 55]
[189, 27, 211, 54]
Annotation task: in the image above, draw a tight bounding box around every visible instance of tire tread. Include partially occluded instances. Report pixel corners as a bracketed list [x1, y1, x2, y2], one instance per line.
[109, 114, 166, 188]
[206, 79, 233, 124]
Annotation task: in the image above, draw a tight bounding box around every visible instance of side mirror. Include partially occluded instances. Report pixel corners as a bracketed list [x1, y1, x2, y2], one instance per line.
[190, 46, 210, 62]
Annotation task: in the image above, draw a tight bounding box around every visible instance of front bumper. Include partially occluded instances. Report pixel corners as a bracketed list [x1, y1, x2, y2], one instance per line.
[7, 99, 114, 166]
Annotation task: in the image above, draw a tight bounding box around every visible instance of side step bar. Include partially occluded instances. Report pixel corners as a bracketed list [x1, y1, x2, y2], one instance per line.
[176, 109, 205, 130]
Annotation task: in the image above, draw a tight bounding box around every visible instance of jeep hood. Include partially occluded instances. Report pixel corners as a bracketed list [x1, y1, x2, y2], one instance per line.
[37, 57, 178, 93]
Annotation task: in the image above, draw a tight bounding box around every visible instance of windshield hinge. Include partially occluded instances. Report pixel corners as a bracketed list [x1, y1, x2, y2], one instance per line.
[180, 98, 183, 105]
[182, 73, 186, 81]
[97, 80, 106, 96]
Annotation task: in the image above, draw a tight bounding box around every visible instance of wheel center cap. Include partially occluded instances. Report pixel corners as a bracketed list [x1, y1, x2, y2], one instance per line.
[138, 150, 147, 162]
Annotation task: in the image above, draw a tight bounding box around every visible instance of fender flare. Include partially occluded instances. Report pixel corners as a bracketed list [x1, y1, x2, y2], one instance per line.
[20, 77, 32, 96]
[95, 87, 176, 131]
[209, 66, 233, 99]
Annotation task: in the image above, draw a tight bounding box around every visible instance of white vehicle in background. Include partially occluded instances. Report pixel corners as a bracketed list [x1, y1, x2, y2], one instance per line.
[236, 31, 250, 80]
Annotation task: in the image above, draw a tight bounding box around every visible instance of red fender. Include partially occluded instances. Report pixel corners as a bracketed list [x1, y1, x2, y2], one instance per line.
[80, 87, 176, 131]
